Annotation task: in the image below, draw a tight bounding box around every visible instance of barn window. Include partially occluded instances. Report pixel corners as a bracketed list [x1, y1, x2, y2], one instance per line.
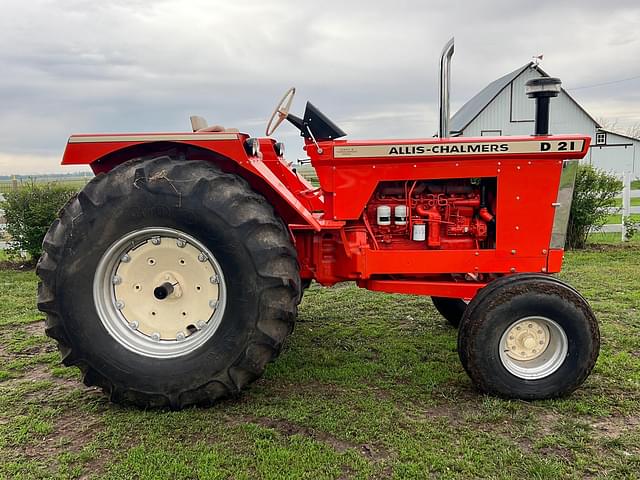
[595, 132, 606, 145]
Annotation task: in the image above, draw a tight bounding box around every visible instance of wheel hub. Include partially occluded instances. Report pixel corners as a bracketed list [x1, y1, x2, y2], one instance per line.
[94, 228, 227, 358]
[504, 319, 550, 361]
[113, 237, 220, 341]
[498, 316, 568, 380]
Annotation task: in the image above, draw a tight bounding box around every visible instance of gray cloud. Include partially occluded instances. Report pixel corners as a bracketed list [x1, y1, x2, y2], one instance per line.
[0, 0, 639, 173]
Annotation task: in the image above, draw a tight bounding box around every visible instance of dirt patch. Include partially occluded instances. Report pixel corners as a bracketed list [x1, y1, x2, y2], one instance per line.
[590, 415, 640, 439]
[22, 364, 58, 383]
[23, 411, 103, 458]
[255, 416, 357, 452]
[21, 409, 111, 479]
[23, 320, 46, 335]
[537, 444, 576, 462]
[5, 364, 100, 405]
[232, 414, 390, 461]
[528, 411, 561, 438]
[402, 402, 469, 426]
[258, 379, 348, 398]
[78, 454, 112, 480]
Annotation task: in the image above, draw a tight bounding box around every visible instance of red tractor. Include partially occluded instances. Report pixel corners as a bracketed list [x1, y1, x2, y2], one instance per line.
[38, 40, 599, 409]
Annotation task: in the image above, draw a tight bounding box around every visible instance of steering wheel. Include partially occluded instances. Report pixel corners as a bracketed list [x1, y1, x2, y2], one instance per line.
[266, 87, 296, 136]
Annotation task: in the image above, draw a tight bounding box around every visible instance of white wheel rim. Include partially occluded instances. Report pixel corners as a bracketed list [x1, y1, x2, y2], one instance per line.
[94, 227, 227, 358]
[499, 316, 568, 380]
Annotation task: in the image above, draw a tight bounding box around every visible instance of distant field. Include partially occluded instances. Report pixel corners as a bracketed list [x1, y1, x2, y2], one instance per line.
[296, 165, 319, 185]
[0, 177, 92, 195]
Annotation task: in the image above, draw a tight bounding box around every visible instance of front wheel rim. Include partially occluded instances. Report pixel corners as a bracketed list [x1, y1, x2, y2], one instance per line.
[94, 227, 227, 359]
[498, 316, 568, 380]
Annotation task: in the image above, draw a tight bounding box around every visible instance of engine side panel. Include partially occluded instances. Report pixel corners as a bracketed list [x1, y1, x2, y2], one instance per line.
[292, 135, 590, 293]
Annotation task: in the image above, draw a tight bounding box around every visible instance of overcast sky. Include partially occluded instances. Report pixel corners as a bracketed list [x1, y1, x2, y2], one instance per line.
[1, 0, 639, 174]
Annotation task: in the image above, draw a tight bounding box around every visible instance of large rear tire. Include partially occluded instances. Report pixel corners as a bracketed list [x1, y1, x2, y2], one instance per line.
[457, 274, 599, 400]
[37, 154, 300, 409]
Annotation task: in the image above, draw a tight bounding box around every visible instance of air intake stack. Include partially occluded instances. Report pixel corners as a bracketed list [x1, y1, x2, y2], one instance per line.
[525, 77, 562, 136]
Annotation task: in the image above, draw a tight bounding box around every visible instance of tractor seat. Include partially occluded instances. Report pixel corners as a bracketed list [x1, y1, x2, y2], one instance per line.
[190, 115, 239, 133]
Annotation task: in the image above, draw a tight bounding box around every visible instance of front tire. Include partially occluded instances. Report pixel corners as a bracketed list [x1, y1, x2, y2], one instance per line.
[37, 154, 300, 409]
[457, 274, 599, 400]
[431, 297, 468, 328]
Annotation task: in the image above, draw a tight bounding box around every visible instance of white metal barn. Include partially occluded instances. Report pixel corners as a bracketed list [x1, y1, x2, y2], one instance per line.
[450, 63, 640, 178]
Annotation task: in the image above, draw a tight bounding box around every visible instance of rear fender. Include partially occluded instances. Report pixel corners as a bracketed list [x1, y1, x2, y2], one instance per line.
[63, 138, 320, 230]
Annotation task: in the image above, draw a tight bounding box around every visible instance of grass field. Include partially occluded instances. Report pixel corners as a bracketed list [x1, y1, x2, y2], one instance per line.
[588, 231, 639, 244]
[603, 213, 640, 226]
[612, 198, 640, 208]
[1, 245, 639, 479]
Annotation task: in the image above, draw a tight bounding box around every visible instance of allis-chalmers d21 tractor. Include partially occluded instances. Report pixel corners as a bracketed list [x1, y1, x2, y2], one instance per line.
[39, 40, 599, 409]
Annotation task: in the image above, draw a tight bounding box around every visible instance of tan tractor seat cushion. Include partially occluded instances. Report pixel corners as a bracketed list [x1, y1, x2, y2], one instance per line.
[197, 125, 226, 133]
[190, 115, 239, 134]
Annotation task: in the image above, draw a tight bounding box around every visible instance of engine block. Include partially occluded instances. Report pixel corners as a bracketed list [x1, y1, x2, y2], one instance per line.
[365, 179, 496, 250]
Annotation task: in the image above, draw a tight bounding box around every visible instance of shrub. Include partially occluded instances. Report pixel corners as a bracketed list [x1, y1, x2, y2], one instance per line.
[1, 182, 76, 261]
[566, 166, 622, 249]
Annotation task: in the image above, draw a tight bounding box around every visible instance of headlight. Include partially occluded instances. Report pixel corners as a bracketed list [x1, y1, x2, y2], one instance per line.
[274, 142, 285, 157]
[244, 138, 260, 157]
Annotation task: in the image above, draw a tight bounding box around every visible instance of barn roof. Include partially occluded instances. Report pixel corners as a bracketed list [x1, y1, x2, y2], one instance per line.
[450, 64, 531, 134]
[597, 128, 640, 143]
[450, 62, 601, 134]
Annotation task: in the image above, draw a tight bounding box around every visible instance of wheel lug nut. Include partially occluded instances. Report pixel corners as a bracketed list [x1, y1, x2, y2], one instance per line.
[176, 332, 185, 341]
[112, 275, 122, 285]
[209, 300, 219, 309]
[198, 252, 208, 262]
[151, 332, 160, 342]
[209, 275, 219, 284]
[129, 321, 139, 330]
[151, 236, 161, 245]
[121, 254, 130, 263]
[116, 300, 125, 309]
[197, 321, 207, 329]
[176, 238, 186, 248]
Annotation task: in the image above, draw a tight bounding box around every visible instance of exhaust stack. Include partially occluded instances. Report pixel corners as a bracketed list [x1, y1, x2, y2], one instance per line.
[438, 37, 455, 138]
